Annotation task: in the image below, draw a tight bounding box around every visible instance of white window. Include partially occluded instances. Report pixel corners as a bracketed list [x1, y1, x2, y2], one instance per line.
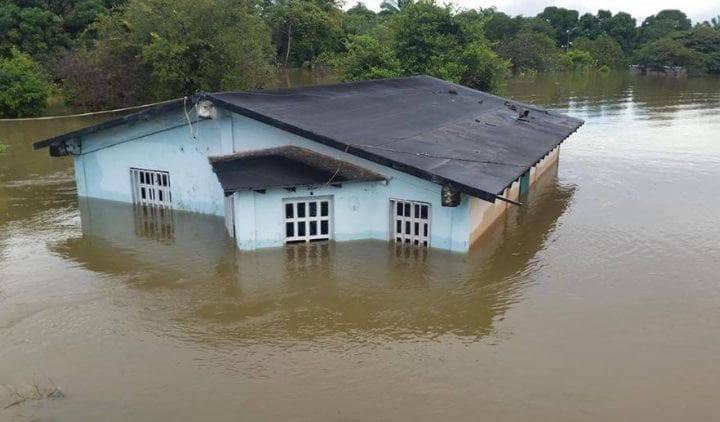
[391, 199, 431, 247]
[130, 168, 171, 207]
[283, 197, 333, 243]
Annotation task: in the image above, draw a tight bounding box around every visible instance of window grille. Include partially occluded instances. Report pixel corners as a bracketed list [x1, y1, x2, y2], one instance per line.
[391, 199, 430, 247]
[283, 197, 333, 243]
[130, 168, 171, 208]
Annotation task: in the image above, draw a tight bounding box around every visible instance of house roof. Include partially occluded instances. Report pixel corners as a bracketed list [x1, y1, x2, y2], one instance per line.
[209, 145, 386, 194]
[34, 75, 583, 202]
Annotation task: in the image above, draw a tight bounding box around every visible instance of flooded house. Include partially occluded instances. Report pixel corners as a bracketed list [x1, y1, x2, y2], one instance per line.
[33, 75, 583, 252]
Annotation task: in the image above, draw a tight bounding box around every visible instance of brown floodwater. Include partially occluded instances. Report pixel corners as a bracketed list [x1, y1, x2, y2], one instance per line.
[1, 72, 720, 421]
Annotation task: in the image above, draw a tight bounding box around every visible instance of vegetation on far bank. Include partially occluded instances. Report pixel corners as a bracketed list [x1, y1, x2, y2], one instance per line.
[1, 0, 719, 117]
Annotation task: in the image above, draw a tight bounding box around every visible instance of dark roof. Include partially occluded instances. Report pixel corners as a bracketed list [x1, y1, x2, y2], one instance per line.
[209, 145, 386, 194]
[34, 76, 583, 201]
[210, 76, 582, 201]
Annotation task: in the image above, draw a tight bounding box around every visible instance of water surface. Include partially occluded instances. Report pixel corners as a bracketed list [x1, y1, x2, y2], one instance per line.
[1, 72, 720, 421]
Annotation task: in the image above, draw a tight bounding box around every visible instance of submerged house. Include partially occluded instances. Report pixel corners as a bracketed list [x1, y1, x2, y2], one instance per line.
[34, 76, 583, 252]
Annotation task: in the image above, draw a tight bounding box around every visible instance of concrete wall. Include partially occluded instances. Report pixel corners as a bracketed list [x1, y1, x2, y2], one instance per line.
[468, 145, 560, 246]
[228, 114, 471, 252]
[74, 109, 233, 216]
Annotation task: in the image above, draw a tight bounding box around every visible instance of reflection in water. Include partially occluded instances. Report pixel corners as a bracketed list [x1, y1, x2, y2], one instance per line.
[53, 168, 572, 343]
[506, 71, 720, 120]
[133, 205, 175, 242]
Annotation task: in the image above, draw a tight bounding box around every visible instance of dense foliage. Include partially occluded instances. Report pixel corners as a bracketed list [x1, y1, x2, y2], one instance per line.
[60, 0, 273, 107]
[0, 48, 52, 117]
[0, 0, 719, 115]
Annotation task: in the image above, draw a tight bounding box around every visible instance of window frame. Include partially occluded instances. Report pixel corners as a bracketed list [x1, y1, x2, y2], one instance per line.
[390, 198, 431, 247]
[130, 168, 172, 208]
[282, 196, 333, 244]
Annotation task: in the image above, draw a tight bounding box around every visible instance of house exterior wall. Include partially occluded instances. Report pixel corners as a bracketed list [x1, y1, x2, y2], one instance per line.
[228, 114, 471, 252]
[73, 109, 234, 216]
[468, 145, 560, 246]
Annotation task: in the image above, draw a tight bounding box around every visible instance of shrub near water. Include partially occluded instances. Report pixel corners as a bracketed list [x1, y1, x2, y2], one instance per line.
[0, 48, 51, 118]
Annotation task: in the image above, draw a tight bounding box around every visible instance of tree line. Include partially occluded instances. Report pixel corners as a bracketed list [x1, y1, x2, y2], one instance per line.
[1, 0, 719, 117]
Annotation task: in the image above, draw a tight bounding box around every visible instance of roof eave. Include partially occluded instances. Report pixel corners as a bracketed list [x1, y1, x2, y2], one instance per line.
[32, 96, 199, 150]
[494, 120, 584, 196]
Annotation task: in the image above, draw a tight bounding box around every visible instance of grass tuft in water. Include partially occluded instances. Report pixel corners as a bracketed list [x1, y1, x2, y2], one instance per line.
[1, 378, 64, 410]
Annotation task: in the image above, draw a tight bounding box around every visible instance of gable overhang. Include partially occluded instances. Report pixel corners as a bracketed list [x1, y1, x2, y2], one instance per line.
[32, 96, 196, 153]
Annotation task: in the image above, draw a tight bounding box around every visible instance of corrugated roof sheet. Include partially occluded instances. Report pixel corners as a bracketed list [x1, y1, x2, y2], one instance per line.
[209, 145, 386, 194]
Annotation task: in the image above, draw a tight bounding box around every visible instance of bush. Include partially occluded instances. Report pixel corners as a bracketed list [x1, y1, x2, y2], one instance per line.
[558, 50, 595, 71]
[445, 41, 509, 92]
[336, 35, 402, 81]
[498, 29, 559, 73]
[59, 39, 150, 109]
[573, 34, 627, 69]
[0, 48, 52, 117]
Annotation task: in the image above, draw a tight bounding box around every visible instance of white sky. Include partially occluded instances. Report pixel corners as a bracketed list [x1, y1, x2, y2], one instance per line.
[349, 0, 719, 25]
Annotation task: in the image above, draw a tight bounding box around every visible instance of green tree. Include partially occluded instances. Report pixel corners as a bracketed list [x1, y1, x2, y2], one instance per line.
[634, 36, 704, 71]
[0, 48, 52, 117]
[267, 0, 344, 67]
[336, 34, 402, 80]
[0, 3, 69, 59]
[0, 0, 112, 60]
[62, 0, 273, 106]
[390, 1, 507, 92]
[607, 12, 636, 52]
[391, 1, 460, 74]
[343, 2, 380, 36]
[573, 34, 627, 69]
[678, 26, 720, 74]
[63, 0, 108, 36]
[480, 9, 520, 42]
[519, 16, 557, 40]
[498, 29, 559, 73]
[537, 6, 579, 46]
[577, 12, 600, 39]
[638, 10, 692, 44]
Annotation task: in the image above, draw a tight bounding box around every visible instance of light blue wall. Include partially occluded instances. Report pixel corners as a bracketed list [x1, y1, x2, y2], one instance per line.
[74, 109, 232, 216]
[73, 107, 472, 251]
[229, 114, 471, 252]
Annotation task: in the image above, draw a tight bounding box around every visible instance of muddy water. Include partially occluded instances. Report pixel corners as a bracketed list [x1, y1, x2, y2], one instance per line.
[1, 72, 720, 421]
